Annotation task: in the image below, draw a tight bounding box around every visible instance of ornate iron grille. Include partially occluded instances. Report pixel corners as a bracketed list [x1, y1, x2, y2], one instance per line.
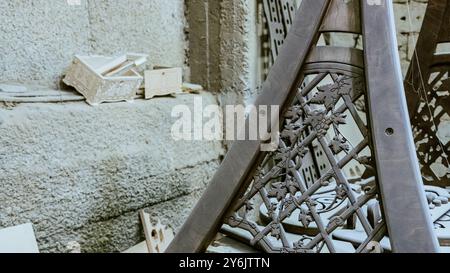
[166, 0, 438, 253]
[222, 69, 385, 253]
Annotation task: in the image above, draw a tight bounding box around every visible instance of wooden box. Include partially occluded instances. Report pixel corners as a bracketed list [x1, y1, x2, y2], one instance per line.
[144, 67, 183, 99]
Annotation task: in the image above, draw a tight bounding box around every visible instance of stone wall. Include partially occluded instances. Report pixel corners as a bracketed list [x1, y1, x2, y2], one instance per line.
[0, 0, 188, 89]
[0, 93, 224, 253]
[0, 0, 214, 253]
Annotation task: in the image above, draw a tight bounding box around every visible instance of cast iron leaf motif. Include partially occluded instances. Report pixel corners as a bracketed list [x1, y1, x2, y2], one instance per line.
[330, 112, 347, 126]
[270, 223, 282, 240]
[274, 147, 291, 161]
[251, 167, 265, 191]
[267, 202, 277, 219]
[327, 216, 345, 230]
[335, 185, 347, 200]
[310, 76, 355, 110]
[286, 176, 300, 195]
[305, 110, 330, 136]
[329, 135, 350, 154]
[305, 198, 318, 207]
[285, 105, 303, 120]
[268, 182, 288, 201]
[298, 207, 313, 228]
[357, 156, 376, 179]
[281, 123, 299, 143]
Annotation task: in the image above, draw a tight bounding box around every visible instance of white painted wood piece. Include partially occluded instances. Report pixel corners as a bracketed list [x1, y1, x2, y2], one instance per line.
[182, 83, 203, 94]
[95, 55, 128, 75]
[144, 67, 183, 99]
[0, 223, 39, 253]
[140, 211, 175, 253]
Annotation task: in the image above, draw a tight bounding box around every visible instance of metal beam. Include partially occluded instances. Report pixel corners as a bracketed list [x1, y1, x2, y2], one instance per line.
[362, 0, 439, 253]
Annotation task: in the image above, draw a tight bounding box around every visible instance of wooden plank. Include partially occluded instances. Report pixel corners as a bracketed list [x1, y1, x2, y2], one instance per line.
[140, 211, 174, 253]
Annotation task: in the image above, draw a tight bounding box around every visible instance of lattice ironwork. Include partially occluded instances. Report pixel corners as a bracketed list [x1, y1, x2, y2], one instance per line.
[166, 0, 438, 253]
[405, 0, 450, 187]
[222, 71, 385, 253]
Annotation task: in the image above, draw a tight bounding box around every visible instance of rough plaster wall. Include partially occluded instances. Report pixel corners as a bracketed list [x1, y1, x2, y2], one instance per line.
[0, 0, 188, 88]
[0, 0, 91, 88]
[218, 0, 253, 107]
[88, 0, 188, 74]
[72, 191, 205, 253]
[0, 93, 224, 253]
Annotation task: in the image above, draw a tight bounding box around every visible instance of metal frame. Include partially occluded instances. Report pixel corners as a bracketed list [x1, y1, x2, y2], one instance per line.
[166, 0, 438, 253]
[405, 0, 450, 187]
[362, 0, 437, 252]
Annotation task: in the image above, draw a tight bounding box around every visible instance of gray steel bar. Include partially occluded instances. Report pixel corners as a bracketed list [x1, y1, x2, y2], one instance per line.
[361, 0, 439, 253]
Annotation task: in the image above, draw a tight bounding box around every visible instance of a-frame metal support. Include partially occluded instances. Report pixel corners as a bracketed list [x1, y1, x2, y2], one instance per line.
[166, 0, 438, 253]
